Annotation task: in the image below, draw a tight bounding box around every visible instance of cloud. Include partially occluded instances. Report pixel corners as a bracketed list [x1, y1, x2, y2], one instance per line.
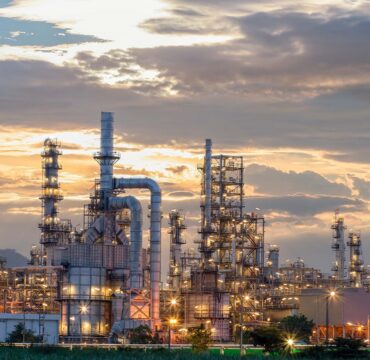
[166, 191, 195, 198]
[130, 11, 370, 101]
[350, 175, 370, 200]
[166, 165, 188, 174]
[244, 195, 365, 217]
[246, 164, 351, 196]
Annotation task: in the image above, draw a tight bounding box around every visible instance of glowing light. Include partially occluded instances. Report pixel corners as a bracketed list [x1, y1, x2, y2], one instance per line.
[80, 305, 88, 314]
[169, 318, 177, 325]
[330, 291, 336, 297]
[170, 298, 177, 306]
[287, 338, 294, 346]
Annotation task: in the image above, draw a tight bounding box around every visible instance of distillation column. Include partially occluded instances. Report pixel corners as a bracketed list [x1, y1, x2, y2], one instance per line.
[266, 245, 280, 280]
[168, 210, 186, 292]
[39, 139, 65, 265]
[199, 139, 213, 265]
[331, 212, 346, 281]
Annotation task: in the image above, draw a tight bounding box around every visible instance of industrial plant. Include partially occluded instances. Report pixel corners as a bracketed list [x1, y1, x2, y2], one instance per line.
[0, 112, 369, 345]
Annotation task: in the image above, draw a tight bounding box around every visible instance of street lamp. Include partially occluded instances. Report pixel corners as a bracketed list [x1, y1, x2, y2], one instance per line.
[325, 291, 336, 346]
[168, 318, 177, 351]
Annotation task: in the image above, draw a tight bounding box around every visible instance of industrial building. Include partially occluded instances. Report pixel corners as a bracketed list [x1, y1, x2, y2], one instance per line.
[0, 112, 368, 344]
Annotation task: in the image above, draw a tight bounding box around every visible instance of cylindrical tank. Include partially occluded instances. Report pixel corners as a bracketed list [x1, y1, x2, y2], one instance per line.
[59, 267, 111, 341]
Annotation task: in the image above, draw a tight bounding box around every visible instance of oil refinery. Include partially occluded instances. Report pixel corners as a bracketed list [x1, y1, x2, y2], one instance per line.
[0, 112, 369, 345]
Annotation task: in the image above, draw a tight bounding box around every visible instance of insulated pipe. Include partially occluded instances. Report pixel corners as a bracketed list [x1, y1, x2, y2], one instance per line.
[94, 112, 120, 244]
[99, 112, 115, 195]
[204, 139, 212, 234]
[114, 177, 161, 326]
[108, 196, 143, 289]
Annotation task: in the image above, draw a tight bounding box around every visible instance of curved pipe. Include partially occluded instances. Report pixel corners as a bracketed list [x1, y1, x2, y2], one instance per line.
[114, 177, 161, 326]
[108, 196, 143, 289]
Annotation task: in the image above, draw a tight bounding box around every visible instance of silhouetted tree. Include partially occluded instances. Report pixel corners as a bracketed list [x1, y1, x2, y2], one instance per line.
[128, 325, 153, 344]
[280, 314, 314, 342]
[6, 322, 42, 343]
[187, 324, 212, 353]
[250, 326, 284, 353]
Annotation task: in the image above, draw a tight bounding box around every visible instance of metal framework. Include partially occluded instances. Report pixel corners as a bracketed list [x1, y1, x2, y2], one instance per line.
[331, 212, 346, 281]
[167, 210, 186, 293]
[39, 139, 71, 263]
[347, 231, 364, 288]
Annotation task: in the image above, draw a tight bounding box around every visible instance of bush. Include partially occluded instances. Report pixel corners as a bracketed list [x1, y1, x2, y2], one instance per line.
[279, 314, 314, 343]
[6, 322, 42, 343]
[250, 326, 284, 353]
[333, 337, 367, 358]
[127, 325, 153, 344]
[234, 327, 251, 344]
[299, 338, 368, 359]
[187, 324, 212, 353]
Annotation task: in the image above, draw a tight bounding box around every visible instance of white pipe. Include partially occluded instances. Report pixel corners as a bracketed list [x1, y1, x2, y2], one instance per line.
[114, 177, 161, 327]
[108, 196, 143, 289]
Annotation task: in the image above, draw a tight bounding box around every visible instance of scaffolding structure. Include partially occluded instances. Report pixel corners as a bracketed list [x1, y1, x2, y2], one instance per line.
[167, 210, 186, 293]
[347, 232, 364, 288]
[39, 139, 72, 264]
[331, 212, 346, 281]
[0, 265, 60, 341]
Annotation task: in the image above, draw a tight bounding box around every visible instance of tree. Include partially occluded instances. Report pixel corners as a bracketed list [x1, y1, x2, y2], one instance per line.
[234, 327, 251, 344]
[6, 322, 42, 343]
[250, 326, 284, 353]
[280, 314, 314, 343]
[187, 324, 212, 353]
[128, 325, 153, 344]
[152, 329, 161, 344]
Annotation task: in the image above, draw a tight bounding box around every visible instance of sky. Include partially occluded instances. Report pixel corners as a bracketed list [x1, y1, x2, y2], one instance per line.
[0, 0, 369, 275]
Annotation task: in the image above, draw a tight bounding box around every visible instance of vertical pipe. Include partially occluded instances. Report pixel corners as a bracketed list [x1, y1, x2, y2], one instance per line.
[108, 196, 143, 289]
[94, 112, 120, 245]
[99, 112, 115, 196]
[205, 139, 212, 234]
[325, 296, 329, 345]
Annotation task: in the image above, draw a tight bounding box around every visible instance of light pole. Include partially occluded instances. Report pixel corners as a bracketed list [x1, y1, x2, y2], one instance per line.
[168, 318, 177, 351]
[239, 295, 246, 357]
[325, 291, 336, 346]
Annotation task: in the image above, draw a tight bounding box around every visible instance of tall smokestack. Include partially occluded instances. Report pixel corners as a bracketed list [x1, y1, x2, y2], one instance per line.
[95, 112, 120, 201]
[94, 112, 120, 244]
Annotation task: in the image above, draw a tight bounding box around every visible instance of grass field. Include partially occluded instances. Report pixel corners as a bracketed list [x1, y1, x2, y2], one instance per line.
[0, 346, 368, 359]
[0, 348, 249, 360]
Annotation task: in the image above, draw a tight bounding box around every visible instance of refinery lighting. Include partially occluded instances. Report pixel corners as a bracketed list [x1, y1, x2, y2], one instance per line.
[0, 111, 369, 346]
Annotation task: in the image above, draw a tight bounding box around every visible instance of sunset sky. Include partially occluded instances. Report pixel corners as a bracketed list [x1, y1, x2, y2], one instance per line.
[0, 0, 370, 274]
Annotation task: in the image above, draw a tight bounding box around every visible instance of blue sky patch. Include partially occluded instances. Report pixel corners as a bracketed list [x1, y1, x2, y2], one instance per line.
[0, 1, 13, 8]
[0, 17, 104, 46]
